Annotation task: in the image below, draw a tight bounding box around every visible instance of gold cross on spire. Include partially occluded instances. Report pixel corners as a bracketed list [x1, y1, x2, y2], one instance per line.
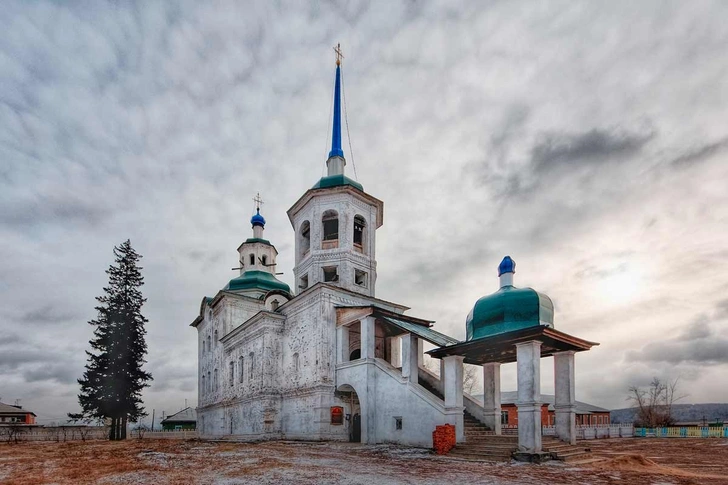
[253, 192, 264, 211]
[334, 43, 344, 66]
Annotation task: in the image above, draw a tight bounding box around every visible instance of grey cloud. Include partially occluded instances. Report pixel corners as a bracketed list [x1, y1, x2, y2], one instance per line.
[670, 138, 728, 168]
[626, 339, 728, 365]
[715, 299, 728, 319]
[19, 304, 79, 325]
[680, 316, 712, 340]
[574, 262, 628, 280]
[627, 305, 728, 365]
[0, 193, 110, 228]
[0, 347, 72, 371]
[531, 128, 653, 172]
[22, 365, 78, 384]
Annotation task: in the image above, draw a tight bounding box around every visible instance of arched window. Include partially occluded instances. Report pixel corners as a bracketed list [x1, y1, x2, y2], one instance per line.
[207, 371, 211, 392]
[354, 215, 366, 253]
[207, 335, 211, 351]
[300, 221, 311, 256]
[239, 356, 245, 383]
[214, 368, 218, 390]
[214, 329, 218, 345]
[201, 375, 206, 394]
[249, 352, 255, 380]
[229, 361, 235, 387]
[249, 253, 255, 266]
[322, 210, 339, 249]
[261, 254, 267, 266]
[202, 339, 206, 353]
[293, 353, 300, 373]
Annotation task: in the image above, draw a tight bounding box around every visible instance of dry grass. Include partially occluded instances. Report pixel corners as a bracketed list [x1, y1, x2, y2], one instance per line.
[0, 437, 727, 484]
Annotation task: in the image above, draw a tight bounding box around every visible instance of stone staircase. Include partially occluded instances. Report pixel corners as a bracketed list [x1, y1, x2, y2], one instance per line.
[542, 437, 592, 462]
[448, 412, 518, 461]
[416, 376, 591, 462]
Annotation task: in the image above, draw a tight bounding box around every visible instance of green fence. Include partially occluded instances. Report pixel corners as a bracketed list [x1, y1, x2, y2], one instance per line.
[635, 427, 728, 438]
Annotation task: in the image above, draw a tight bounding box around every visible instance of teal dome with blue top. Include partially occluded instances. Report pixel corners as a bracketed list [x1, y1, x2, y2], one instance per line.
[465, 256, 554, 341]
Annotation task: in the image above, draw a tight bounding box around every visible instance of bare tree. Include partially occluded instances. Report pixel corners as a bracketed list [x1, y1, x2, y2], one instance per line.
[628, 377, 686, 427]
[133, 424, 149, 440]
[1, 424, 27, 444]
[463, 364, 480, 395]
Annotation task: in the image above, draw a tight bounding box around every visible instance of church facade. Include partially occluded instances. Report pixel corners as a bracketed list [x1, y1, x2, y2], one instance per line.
[191, 50, 597, 455]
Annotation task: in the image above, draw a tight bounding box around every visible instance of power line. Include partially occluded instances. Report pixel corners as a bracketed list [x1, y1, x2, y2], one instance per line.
[340, 66, 358, 181]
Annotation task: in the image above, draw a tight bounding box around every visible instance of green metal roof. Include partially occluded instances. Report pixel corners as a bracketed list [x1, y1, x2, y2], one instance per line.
[243, 237, 272, 246]
[380, 316, 460, 347]
[312, 174, 364, 191]
[466, 286, 554, 341]
[224, 270, 291, 294]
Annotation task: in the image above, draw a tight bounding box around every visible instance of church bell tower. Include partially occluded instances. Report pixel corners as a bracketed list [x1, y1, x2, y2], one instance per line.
[287, 45, 383, 297]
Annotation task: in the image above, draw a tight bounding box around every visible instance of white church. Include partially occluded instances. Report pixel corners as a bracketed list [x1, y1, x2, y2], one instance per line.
[191, 48, 597, 460]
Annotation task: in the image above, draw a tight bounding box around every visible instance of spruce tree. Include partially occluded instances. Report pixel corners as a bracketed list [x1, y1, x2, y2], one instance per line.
[76, 240, 153, 440]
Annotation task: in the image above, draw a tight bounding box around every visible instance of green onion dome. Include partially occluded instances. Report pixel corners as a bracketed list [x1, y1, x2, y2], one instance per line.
[224, 270, 291, 294]
[465, 257, 554, 341]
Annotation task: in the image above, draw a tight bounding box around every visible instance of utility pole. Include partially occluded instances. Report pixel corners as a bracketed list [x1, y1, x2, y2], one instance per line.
[151, 409, 155, 432]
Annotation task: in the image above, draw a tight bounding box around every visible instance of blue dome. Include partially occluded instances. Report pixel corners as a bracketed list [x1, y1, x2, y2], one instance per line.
[498, 256, 515, 276]
[251, 209, 266, 228]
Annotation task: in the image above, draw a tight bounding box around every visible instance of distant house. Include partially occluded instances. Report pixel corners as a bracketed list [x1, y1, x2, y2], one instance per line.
[160, 407, 196, 430]
[474, 392, 610, 427]
[0, 402, 36, 425]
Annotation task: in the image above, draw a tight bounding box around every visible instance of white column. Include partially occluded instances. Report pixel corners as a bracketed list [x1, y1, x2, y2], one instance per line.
[417, 338, 424, 368]
[443, 355, 465, 442]
[554, 351, 577, 445]
[401, 334, 419, 381]
[516, 341, 542, 454]
[336, 325, 350, 364]
[360, 316, 375, 360]
[387, 336, 401, 367]
[482, 363, 502, 435]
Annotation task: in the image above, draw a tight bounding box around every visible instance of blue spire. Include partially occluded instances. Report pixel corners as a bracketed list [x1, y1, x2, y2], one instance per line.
[328, 63, 344, 159]
[498, 256, 516, 276]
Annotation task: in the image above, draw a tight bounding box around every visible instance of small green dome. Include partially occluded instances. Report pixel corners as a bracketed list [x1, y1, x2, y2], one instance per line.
[224, 270, 291, 294]
[466, 286, 554, 341]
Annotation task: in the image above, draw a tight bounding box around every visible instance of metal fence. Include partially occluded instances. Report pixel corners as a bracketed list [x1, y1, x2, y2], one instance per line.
[634, 426, 728, 438]
[541, 424, 634, 439]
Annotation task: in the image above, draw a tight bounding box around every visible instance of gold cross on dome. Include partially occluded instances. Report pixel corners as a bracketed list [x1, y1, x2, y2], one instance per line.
[334, 43, 344, 66]
[253, 192, 264, 211]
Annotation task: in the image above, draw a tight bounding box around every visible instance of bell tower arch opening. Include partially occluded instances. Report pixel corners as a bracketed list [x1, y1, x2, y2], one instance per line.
[322, 210, 339, 249]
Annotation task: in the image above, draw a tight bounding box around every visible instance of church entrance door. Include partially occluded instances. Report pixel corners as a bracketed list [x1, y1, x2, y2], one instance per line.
[351, 414, 361, 442]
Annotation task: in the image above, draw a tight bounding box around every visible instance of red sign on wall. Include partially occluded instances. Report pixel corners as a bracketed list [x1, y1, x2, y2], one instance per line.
[331, 406, 344, 425]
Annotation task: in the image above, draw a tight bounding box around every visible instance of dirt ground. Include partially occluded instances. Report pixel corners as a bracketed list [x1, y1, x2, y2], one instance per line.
[0, 438, 727, 485]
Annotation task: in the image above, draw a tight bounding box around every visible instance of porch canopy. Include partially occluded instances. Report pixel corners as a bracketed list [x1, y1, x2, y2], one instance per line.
[426, 326, 598, 365]
[335, 305, 459, 347]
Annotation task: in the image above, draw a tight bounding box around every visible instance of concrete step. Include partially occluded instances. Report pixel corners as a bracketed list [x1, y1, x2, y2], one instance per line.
[450, 448, 514, 458]
[466, 434, 518, 443]
[543, 444, 575, 452]
[446, 452, 511, 462]
[458, 445, 517, 454]
[558, 451, 592, 463]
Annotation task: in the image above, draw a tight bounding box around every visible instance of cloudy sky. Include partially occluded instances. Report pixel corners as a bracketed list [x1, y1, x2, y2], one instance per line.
[2, 1, 727, 425]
